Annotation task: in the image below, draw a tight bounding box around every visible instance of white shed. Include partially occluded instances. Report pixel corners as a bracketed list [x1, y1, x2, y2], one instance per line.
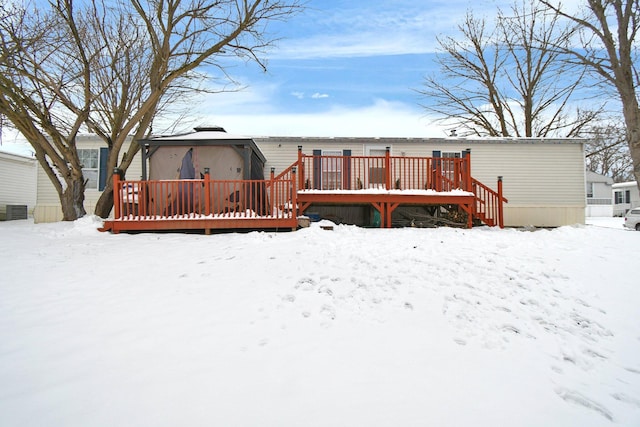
[0, 150, 37, 220]
[585, 171, 613, 217]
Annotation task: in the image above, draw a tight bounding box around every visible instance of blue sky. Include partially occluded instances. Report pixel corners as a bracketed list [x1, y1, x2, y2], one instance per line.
[189, 0, 519, 138]
[1, 0, 588, 154]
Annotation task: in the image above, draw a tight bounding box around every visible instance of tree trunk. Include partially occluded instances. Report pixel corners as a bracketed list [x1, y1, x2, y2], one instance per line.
[59, 176, 87, 221]
[620, 88, 640, 192]
[95, 178, 114, 218]
[625, 113, 640, 192]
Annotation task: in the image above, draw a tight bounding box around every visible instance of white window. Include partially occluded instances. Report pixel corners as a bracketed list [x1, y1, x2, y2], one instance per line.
[321, 150, 342, 190]
[615, 190, 631, 204]
[78, 148, 99, 190]
[441, 151, 462, 181]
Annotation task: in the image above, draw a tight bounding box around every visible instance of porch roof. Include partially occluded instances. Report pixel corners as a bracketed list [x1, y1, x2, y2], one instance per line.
[138, 127, 267, 164]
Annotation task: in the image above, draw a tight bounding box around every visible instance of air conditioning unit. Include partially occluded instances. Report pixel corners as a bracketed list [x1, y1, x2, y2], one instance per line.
[5, 205, 28, 221]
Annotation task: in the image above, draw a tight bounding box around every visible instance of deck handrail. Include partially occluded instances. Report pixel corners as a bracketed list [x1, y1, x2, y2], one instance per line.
[472, 177, 508, 228]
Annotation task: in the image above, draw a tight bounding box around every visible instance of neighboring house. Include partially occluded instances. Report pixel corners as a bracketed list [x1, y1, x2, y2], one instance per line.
[254, 136, 587, 228]
[34, 135, 142, 223]
[0, 150, 37, 220]
[35, 133, 587, 227]
[612, 181, 640, 216]
[585, 171, 613, 217]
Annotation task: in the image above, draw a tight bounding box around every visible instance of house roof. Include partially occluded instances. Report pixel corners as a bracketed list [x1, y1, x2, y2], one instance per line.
[586, 170, 614, 184]
[0, 149, 36, 163]
[612, 181, 638, 189]
[252, 136, 587, 146]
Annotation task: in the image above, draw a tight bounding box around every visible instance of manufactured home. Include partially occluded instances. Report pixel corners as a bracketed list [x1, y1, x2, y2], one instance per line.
[585, 171, 613, 217]
[612, 181, 640, 216]
[35, 131, 587, 229]
[0, 150, 37, 220]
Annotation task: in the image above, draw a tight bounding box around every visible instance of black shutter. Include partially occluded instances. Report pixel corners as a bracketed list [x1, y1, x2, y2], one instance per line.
[312, 149, 322, 190]
[342, 149, 351, 190]
[98, 147, 109, 191]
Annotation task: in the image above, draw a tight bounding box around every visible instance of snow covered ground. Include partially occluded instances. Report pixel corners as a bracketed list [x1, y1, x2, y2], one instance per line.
[0, 217, 639, 426]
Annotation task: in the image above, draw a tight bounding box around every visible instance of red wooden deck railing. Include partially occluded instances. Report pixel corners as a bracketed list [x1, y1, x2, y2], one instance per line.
[471, 177, 507, 227]
[295, 147, 473, 192]
[109, 171, 298, 230]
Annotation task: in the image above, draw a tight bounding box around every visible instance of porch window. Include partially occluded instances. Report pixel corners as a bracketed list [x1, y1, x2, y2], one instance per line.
[78, 148, 99, 190]
[441, 151, 461, 181]
[366, 147, 388, 188]
[321, 150, 343, 190]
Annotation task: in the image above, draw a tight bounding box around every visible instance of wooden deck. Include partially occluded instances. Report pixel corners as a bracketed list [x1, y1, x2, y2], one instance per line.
[101, 148, 506, 233]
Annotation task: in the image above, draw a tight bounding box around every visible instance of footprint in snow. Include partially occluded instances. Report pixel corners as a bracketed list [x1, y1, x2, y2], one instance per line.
[555, 388, 614, 421]
[317, 285, 333, 296]
[453, 338, 467, 346]
[320, 305, 336, 320]
[296, 277, 316, 291]
[282, 294, 296, 303]
[611, 393, 640, 409]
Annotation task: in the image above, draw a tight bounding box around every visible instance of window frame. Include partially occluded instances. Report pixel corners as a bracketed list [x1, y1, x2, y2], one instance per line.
[321, 149, 343, 190]
[78, 148, 100, 190]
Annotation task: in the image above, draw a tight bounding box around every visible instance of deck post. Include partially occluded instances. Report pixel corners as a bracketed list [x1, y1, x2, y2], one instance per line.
[433, 151, 442, 192]
[113, 168, 122, 219]
[297, 146, 304, 191]
[291, 167, 298, 221]
[498, 176, 504, 228]
[270, 167, 275, 218]
[204, 168, 211, 216]
[385, 147, 391, 190]
[464, 149, 472, 192]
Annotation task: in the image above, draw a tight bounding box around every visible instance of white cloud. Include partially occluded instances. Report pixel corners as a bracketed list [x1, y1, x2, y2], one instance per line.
[291, 91, 305, 99]
[273, 0, 587, 59]
[197, 99, 448, 138]
[311, 93, 329, 99]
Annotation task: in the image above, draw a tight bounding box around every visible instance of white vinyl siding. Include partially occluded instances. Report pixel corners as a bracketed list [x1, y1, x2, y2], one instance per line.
[0, 151, 37, 219]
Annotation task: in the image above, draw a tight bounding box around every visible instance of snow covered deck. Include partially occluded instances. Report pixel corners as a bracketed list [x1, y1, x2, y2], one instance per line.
[101, 150, 506, 233]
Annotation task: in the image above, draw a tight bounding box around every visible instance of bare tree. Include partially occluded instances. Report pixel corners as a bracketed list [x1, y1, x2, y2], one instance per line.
[419, 2, 601, 137]
[581, 122, 634, 181]
[0, 3, 91, 220]
[0, 0, 302, 220]
[539, 0, 640, 191]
